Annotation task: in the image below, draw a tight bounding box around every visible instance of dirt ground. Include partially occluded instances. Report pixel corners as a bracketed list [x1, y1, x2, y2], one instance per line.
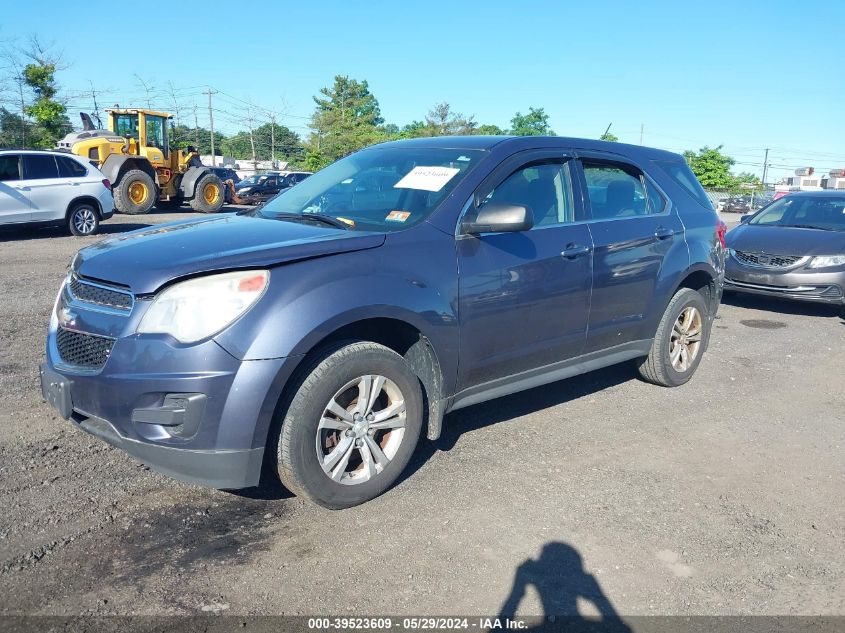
[0, 209, 842, 619]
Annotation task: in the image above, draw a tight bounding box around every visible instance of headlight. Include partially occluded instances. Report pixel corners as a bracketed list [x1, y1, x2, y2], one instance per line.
[238, 187, 252, 194]
[137, 270, 269, 343]
[807, 255, 845, 269]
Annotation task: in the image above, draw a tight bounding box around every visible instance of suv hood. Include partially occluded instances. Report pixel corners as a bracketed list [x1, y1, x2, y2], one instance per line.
[726, 224, 845, 257]
[73, 214, 385, 294]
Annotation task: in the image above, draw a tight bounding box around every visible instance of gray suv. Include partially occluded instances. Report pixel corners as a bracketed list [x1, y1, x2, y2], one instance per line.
[41, 136, 725, 508]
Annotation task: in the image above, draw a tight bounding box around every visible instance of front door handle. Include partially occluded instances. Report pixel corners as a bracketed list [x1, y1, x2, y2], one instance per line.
[655, 226, 674, 239]
[561, 243, 591, 259]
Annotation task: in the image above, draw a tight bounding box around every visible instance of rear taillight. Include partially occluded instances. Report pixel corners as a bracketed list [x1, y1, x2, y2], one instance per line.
[102, 179, 111, 190]
[716, 220, 727, 249]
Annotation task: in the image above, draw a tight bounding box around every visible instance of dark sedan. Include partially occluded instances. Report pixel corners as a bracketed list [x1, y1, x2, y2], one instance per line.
[725, 191, 845, 311]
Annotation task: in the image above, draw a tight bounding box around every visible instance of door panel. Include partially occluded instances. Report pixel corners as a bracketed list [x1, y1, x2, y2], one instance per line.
[457, 156, 592, 390]
[457, 225, 593, 388]
[578, 157, 683, 352]
[0, 155, 30, 223]
[22, 154, 65, 222]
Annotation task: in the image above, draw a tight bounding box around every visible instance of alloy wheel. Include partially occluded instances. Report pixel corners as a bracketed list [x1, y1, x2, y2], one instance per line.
[315, 375, 406, 485]
[670, 306, 702, 372]
[72, 208, 97, 235]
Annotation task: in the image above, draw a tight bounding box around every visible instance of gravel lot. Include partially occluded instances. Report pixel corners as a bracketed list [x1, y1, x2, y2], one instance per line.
[0, 209, 842, 619]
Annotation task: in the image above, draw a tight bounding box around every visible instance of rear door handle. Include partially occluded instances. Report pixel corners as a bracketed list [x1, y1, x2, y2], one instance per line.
[655, 226, 674, 239]
[561, 243, 591, 259]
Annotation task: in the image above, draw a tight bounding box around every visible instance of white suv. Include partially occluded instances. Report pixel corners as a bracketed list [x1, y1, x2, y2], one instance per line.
[0, 150, 115, 236]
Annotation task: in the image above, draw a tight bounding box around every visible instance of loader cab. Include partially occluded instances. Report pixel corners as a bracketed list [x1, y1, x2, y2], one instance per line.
[106, 109, 170, 167]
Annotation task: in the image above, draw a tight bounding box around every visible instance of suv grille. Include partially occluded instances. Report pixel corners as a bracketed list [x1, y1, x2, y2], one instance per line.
[69, 275, 133, 311]
[734, 251, 803, 269]
[56, 328, 114, 369]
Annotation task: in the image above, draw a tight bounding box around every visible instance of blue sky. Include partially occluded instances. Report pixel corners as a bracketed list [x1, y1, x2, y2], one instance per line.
[2, 0, 843, 182]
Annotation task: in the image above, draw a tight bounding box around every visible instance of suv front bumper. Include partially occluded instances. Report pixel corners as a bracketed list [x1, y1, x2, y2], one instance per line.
[41, 331, 296, 489]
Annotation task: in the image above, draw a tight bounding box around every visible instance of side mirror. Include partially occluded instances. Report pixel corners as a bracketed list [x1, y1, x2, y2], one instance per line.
[462, 203, 534, 235]
[740, 214, 752, 224]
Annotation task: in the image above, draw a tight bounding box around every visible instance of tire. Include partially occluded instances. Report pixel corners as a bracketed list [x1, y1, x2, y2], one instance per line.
[638, 288, 710, 387]
[189, 173, 225, 213]
[67, 202, 100, 236]
[113, 169, 156, 215]
[155, 196, 183, 211]
[276, 341, 423, 509]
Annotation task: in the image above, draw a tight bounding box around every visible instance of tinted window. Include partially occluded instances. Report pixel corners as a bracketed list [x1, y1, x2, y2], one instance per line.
[57, 156, 88, 178]
[0, 155, 21, 182]
[481, 161, 575, 227]
[657, 160, 713, 210]
[22, 155, 59, 180]
[582, 161, 648, 219]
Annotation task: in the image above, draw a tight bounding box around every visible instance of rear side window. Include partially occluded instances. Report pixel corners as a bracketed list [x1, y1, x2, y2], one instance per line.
[0, 155, 21, 182]
[57, 156, 88, 178]
[22, 155, 59, 180]
[582, 161, 650, 219]
[657, 160, 713, 210]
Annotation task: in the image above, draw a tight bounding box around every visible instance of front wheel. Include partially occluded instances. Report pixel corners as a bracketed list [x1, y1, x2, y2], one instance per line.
[276, 342, 423, 509]
[113, 169, 156, 215]
[67, 203, 99, 236]
[189, 173, 225, 213]
[638, 288, 710, 387]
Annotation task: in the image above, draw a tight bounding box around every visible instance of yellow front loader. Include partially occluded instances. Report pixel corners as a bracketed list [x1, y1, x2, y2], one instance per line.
[56, 109, 224, 215]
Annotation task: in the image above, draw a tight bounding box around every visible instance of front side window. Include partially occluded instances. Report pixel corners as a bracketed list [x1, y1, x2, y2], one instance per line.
[22, 155, 59, 180]
[113, 113, 139, 139]
[257, 147, 484, 232]
[0, 155, 21, 182]
[582, 161, 653, 220]
[750, 196, 845, 231]
[480, 161, 575, 227]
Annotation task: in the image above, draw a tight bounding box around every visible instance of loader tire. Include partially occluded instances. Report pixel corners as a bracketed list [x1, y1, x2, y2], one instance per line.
[189, 173, 225, 213]
[114, 169, 156, 215]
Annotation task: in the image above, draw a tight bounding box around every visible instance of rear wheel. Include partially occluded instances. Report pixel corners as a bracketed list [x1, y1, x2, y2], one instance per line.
[67, 202, 99, 236]
[638, 288, 710, 387]
[276, 341, 423, 509]
[189, 173, 225, 213]
[113, 169, 156, 215]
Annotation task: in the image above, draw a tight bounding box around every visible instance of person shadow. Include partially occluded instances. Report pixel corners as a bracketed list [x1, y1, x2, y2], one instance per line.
[496, 542, 631, 632]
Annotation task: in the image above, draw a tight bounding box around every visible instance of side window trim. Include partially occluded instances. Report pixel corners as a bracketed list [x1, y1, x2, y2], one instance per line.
[573, 152, 672, 222]
[457, 148, 583, 235]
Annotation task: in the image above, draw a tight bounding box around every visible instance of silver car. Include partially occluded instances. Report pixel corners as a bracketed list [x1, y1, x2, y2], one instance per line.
[724, 191, 845, 311]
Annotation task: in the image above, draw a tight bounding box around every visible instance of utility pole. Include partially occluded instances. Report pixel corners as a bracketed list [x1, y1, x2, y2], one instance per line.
[761, 148, 770, 185]
[639, 123, 644, 145]
[205, 88, 217, 166]
[270, 113, 276, 168]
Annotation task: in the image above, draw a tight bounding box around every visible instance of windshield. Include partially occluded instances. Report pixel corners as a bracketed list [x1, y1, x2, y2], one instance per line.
[239, 175, 265, 186]
[749, 195, 845, 231]
[255, 147, 485, 231]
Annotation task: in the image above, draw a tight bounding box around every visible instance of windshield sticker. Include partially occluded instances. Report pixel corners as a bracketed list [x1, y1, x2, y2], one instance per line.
[393, 166, 460, 192]
[385, 210, 411, 223]
[335, 216, 356, 228]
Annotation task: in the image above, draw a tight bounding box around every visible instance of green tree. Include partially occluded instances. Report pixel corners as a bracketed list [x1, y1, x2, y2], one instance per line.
[308, 75, 385, 168]
[475, 123, 505, 135]
[20, 47, 69, 147]
[683, 146, 738, 189]
[509, 107, 554, 136]
[424, 102, 477, 136]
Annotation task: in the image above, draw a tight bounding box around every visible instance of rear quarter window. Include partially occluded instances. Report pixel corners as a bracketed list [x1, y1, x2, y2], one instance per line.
[656, 160, 713, 210]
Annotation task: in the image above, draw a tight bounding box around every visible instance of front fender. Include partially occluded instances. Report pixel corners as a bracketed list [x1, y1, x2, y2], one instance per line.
[179, 166, 211, 198]
[213, 223, 460, 392]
